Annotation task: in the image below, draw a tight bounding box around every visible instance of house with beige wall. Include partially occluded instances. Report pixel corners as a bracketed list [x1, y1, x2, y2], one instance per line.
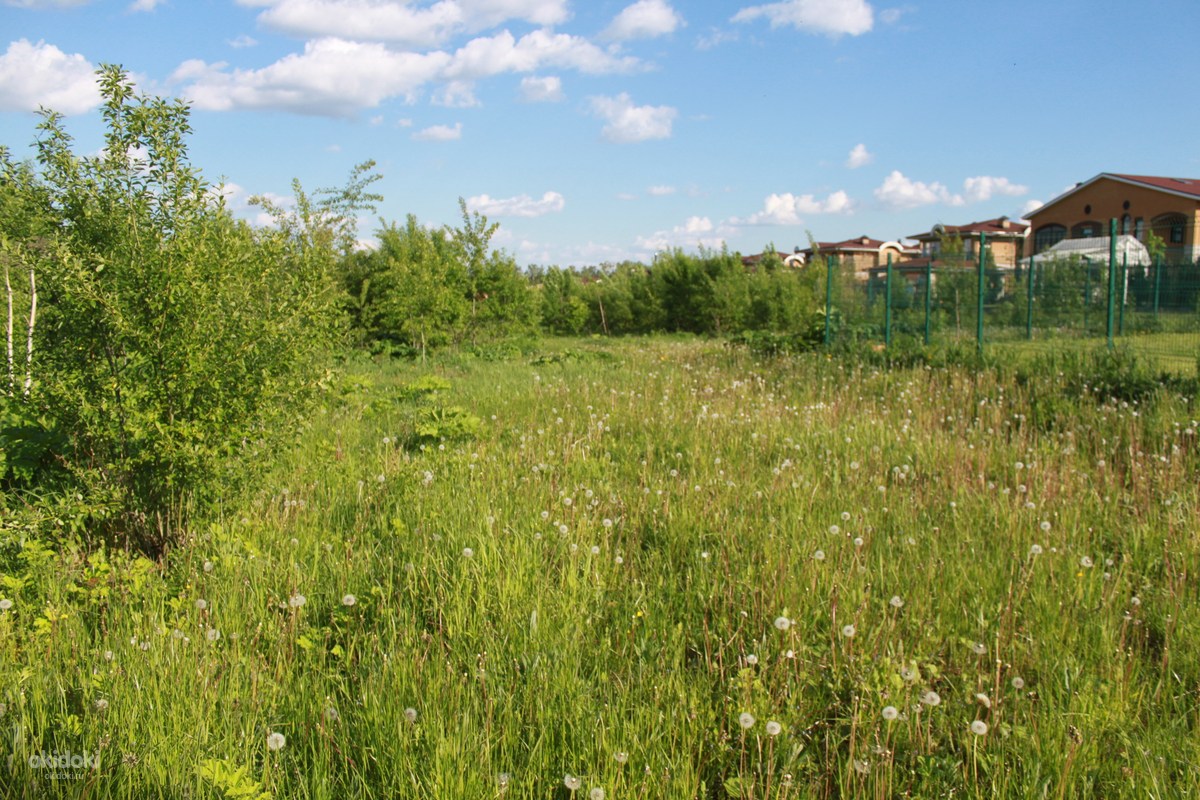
[800, 236, 916, 280]
[1024, 173, 1200, 263]
[906, 217, 1029, 270]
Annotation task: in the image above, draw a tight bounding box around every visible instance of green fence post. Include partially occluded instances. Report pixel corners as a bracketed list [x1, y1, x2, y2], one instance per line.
[1026, 255, 1035, 340]
[976, 233, 986, 356]
[884, 253, 893, 347]
[1118, 252, 1127, 336]
[1083, 256, 1091, 333]
[1106, 219, 1117, 350]
[924, 259, 933, 346]
[824, 256, 834, 348]
[1153, 254, 1162, 317]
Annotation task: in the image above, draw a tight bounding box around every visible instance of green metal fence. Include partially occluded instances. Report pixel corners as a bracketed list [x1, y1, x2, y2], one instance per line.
[821, 220, 1200, 373]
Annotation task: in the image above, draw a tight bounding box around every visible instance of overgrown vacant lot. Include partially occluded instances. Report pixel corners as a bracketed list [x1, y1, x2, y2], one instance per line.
[2, 338, 1198, 798]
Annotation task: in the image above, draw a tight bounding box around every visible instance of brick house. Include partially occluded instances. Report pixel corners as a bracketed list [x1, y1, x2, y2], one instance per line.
[1024, 173, 1200, 263]
[800, 236, 917, 280]
[906, 217, 1030, 270]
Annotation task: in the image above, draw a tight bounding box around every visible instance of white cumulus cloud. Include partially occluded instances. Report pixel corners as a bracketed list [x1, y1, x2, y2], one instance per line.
[602, 0, 683, 41]
[241, 0, 570, 47]
[732, 0, 874, 37]
[466, 191, 565, 217]
[741, 190, 854, 225]
[1021, 199, 1044, 217]
[174, 38, 452, 115]
[846, 142, 872, 169]
[873, 170, 964, 210]
[589, 92, 676, 143]
[445, 29, 638, 80]
[412, 121, 462, 140]
[963, 175, 1028, 203]
[636, 216, 726, 252]
[0, 39, 100, 115]
[519, 75, 562, 102]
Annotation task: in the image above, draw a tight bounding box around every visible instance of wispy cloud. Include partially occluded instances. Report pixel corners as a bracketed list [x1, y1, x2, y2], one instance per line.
[466, 191, 565, 217]
[732, 0, 874, 37]
[412, 122, 463, 141]
[846, 143, 873, 169]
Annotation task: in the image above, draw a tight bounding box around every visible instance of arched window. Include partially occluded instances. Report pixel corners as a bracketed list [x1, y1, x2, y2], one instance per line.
[1033, 224, 1066, 253]
[1121, 214, 1131, 235]
[1071, 221, 1102, 239]
[1152, 213, 1188, 245]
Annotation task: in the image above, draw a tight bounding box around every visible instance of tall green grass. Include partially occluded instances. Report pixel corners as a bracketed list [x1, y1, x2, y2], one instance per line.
[1, 337, 1198, 798]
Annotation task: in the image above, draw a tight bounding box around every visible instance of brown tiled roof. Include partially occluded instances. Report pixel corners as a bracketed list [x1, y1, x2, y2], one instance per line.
[908, 217, 1029, 240]
[1106, 174, 1200, 200]
[803, 236, 915, 255]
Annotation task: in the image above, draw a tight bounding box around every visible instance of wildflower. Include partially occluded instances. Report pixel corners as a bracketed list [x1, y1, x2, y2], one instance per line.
[139, 640, 151, 651]
[1029, 544, 1043, 556]
[195, 599, 208, 611]
[590, 546, 600, 556]
[774, 616, 791, 632]
[289, 593, 306, 609]
[203, 560, 214, 573]
[1011, 676, 1025, 690]
[342, 594, 357, 607]
[975, 693, 991, 708]
[841, 624, 856, 638]
[206, 628, 221, 642]
[462, 547, 475, 559]
[404, 707, 418, 723]
[558, 524, 569, 535]
[614, 751, 629, 764]
[829, 524, 840, 536]
[765, 720, 782, 736]
[970, 720, 989, 736]
[602, 518, 613, 528]
[267, 732, 286, 751]
[614, 556, 624, 565]
[899, 666, 915, 682]
[841, 511, 851, 521]
[972, 642, 987, 655]
[564, 775, 581, 791]
[889, 595, 903, 609]
[103, 650, 114, 662]
[172, 628, 185, 640]
[920, 690, 941, 706]
[881, 706, 898, 721]
[853, 537, 864, 548]
[738, 712, 755, 730]
[745, 654, 758, 666]
[1080, 556, 1094, 568]
[94, 698, 109, 712]
[1039, 520, 1051, 532]
[813, 549, 825, 561]
[853, 759, 870, 775]
[0, 598, 12, 611]
[324, 705, 339, 723]
[589, 788, 605, 800]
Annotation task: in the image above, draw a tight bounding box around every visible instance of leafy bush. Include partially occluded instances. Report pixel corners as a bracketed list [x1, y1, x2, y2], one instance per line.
[0, 67, 368, 552]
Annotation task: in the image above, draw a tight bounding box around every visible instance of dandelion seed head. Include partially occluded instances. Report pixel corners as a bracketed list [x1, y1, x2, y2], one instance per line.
[202, 560, 214, 573]
[970, 720, 989, 736]
[563, 774, 581, 791]
[853, 537, 864, 548]
[324, 705, 339, 722]
[841, 624, 856, 638]
[1040, 520, 1051, 532]
[889, 595, 903, 609]
[1029, 544, 1043, 556]
[614, 751, 629, 764]
[1011, 676, 1025, 690]
[881, 705, 898, 721]
[972, 642, 987, 655]
[765, 720, 782, 736]
[267, 732, 286, 751]
[462, 547, 475, 559]
[206, 628, 221, 642]
[738, 712, 756, 729]
[975, 692, 991, 708]
[342, 594, 357, 607]
[745, 654, 758, 666]
[1080, 556, 1094, 568]
[813, 549, 825, 561]
[288, 593, 306, 608]
[404, 707, 418, 723]
[195, 599, 208, 611]
[921, 690, 941, 706]
[589, 788, 605, 800]
[93, 698, 109, 712]
[774, 616, 791, 632]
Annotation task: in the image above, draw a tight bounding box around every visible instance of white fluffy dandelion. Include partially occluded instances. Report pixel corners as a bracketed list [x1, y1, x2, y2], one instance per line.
[288, 593, 306, 609]
[765, 720, 782, 736]
[774, 616, 791, 632]
[970, 720, 989, 736]
[920, 690, 941, 706]
[881, 705, 898, 721]
[267, 732, 286, 751]
[1011, 676, 1025, 690]
[563, 774, 581, 791]
[206, 628, 221, 642]
[889, 595, 903, 609]
[403, 707, 418, 723]
[738, 712, 755, 730]
[0, 598, 12, 611]
[841, 624, 857, 638]
[589, 788, 605, 800]
[342, 594, 357, 607]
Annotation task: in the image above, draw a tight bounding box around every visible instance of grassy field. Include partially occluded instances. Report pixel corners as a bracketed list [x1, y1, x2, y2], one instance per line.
[1, 337, 1198, 798]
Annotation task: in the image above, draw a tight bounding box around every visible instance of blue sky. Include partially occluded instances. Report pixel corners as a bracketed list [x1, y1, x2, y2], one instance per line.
[2, 0, 1199, 266]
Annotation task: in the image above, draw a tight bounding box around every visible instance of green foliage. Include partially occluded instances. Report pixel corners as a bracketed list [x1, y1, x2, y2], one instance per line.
[1, 66, 358, 551]
[197, 758, 273, 800]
